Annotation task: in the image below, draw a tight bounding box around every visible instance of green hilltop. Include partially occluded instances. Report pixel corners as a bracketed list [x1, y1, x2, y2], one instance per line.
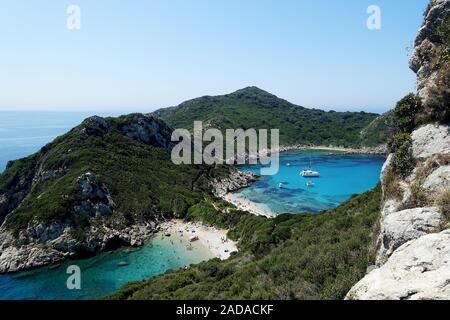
[153, 86, 390, 148]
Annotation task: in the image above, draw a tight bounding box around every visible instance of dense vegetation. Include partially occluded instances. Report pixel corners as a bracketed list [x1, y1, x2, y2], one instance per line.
[386, 94, 422, 178]
[153, 87, 388, 148]
[0, 114, 231, 232]
[360, 110, 394, 147]
[108, 185, 381, 300]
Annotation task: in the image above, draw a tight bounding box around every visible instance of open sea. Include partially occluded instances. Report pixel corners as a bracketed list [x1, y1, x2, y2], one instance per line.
[0, 111, 122, 172]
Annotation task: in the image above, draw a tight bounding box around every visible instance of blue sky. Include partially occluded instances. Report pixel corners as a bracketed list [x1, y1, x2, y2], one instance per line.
[0, 0, 429, 113]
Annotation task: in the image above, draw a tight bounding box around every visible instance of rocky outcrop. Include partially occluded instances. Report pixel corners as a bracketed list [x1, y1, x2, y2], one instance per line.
[423, 165, 450, 195]
[120, 115, 175, 149]
[347, 230, 450, 300]
[82, 116, 109, 136]
[0, 170, 159, 273]
[39, 168, 65, 182]
[348, 0, 450, 300]
[211, 169, 258, 197]
[377, 207, 442, 262]
[409, 0, 450, 107]
[411, 124, 450, 159]
[349, 122, 450, 299]
[74, 172, 115, 217]
[0, 220, 157, 273]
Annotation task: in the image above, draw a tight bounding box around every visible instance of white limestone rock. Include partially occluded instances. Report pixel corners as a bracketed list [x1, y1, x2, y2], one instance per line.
[211, 169, 258, 197]
[411, 124, 450, 160]
[409, 0, 450, 105]
[381, 198, 402, 217]
[347, 230, 450, 300]
[380, 154, 393, 186]
[422, 166, 450, 196]
[377, 207, 442, 263]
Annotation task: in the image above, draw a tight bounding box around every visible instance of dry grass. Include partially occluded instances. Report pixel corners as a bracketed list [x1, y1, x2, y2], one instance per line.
[419, 154, 450, 176]
[423, 60, 450, 124]
[436, 190, 450, 229]
[382, 165, 404, 201]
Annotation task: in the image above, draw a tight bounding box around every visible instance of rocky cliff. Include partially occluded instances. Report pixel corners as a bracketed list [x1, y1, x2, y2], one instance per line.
[347, 0, 450, 300]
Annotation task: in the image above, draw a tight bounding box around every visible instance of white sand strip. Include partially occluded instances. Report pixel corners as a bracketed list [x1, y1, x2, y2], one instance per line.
[159, 220, 238, 260]
[223, 193, 275, 218]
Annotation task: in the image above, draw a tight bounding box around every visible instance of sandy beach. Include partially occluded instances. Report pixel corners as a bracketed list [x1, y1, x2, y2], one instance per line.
[158, 220, 238, 260]
[223, 193, 275, 218]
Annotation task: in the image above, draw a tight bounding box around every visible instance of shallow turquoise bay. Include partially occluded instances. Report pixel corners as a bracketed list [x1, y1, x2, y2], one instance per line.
[236, 150, 385, 214]
[0, 235, 212, 300]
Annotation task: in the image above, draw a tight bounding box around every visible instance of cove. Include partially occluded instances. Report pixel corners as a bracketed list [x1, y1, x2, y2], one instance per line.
[0, 233, 213, 300]
[234, 150, 385, 215]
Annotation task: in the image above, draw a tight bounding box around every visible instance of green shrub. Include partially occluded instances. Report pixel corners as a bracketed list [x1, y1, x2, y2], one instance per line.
[438, 16, 450, 47]
[389, 133, 414, 178]
[393, 94, 422, 133]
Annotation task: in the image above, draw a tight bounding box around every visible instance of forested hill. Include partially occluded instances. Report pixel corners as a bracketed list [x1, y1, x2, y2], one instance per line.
[153, 86, 390, 148]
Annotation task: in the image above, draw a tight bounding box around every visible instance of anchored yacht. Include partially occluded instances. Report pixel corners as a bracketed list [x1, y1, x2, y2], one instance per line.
[300, 169, 320, 177]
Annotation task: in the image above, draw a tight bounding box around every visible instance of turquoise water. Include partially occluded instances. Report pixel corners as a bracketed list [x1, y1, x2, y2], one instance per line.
[237, 151, 385, 214]
[0, 234, 212, 300]
[0, 111, 121, 172]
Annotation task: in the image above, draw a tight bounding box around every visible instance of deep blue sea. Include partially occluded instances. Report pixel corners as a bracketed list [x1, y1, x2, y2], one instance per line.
[0, 111, 385, 300]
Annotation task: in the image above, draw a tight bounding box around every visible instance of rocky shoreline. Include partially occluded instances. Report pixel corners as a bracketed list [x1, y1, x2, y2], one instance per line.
[0, 220, 159, 274]
[277, 144, 388, 155]
[210, 168, 259, 198]
[0, 168, 163, 274]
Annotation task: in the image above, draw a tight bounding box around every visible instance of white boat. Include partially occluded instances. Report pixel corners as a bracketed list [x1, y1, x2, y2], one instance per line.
[278, 183, 284, 188]
[300, 170, 320, 177]
[300, 153, 320, 177]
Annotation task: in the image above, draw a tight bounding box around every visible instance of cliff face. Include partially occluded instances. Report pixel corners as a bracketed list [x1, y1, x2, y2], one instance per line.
[409, 0, 450, 114]
[348, 0, 450, 300]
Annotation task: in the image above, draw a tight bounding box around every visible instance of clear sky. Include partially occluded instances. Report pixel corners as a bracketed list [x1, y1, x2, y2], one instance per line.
[0, 0, 429, 113]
